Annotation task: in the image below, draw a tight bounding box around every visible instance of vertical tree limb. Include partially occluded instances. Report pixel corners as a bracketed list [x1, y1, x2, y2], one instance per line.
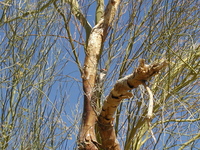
[78, 0, 121, 149]
[95, 0, 104, 24]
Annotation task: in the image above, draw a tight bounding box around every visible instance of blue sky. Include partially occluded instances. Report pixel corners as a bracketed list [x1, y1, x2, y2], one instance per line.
[0, 0, 199, 149]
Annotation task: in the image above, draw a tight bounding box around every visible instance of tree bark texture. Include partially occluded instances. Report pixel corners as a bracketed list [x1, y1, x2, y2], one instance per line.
[78, 0, 121, 149]
[98, 59, 168, 149]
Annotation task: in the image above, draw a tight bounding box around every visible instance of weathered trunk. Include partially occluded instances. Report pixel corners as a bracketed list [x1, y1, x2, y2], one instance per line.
[78, 0, 121, 149]
[78, 26, 103, 149]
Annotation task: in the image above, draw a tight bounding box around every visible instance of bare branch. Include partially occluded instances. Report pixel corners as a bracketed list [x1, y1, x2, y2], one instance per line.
[53, 2, 83, 75]
[95, 0, 104, 24]
[100, 59, 168, 122]
[98, 59, 168, 149]
[65, 0, 92, 41]
[179, 134, 200, 150]
[1, 0, 57, 25]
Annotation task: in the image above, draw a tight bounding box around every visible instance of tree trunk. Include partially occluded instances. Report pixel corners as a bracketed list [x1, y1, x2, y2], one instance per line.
[78, 0, 121, 149]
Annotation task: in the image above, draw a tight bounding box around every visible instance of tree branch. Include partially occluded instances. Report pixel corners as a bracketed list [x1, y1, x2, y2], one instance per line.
[53, 2, 83, 75]
[1, 0, 58, 26]
[65, 0, 92, 42]
[95, 0, 104, 24]
[179, 133, 200, 150]
[98, 59, 168, 149]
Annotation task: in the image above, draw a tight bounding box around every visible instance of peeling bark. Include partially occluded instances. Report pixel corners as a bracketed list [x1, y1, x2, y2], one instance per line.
[78, 23, 103, 150]
[78, 0, 121, 149]
[98, 59, 168, 149]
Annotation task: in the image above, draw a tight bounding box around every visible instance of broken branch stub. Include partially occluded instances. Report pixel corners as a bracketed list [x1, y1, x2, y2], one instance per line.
[99, 59, 168, 124]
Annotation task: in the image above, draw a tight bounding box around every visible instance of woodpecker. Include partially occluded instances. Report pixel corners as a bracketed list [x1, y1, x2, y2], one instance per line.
[98, 68, 107, 84]
[94, 68, 107, 97]
[91, 68, 107, 114]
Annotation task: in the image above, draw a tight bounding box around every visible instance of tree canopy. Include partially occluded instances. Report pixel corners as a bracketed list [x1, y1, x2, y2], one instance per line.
[0, 0, 199, 149]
